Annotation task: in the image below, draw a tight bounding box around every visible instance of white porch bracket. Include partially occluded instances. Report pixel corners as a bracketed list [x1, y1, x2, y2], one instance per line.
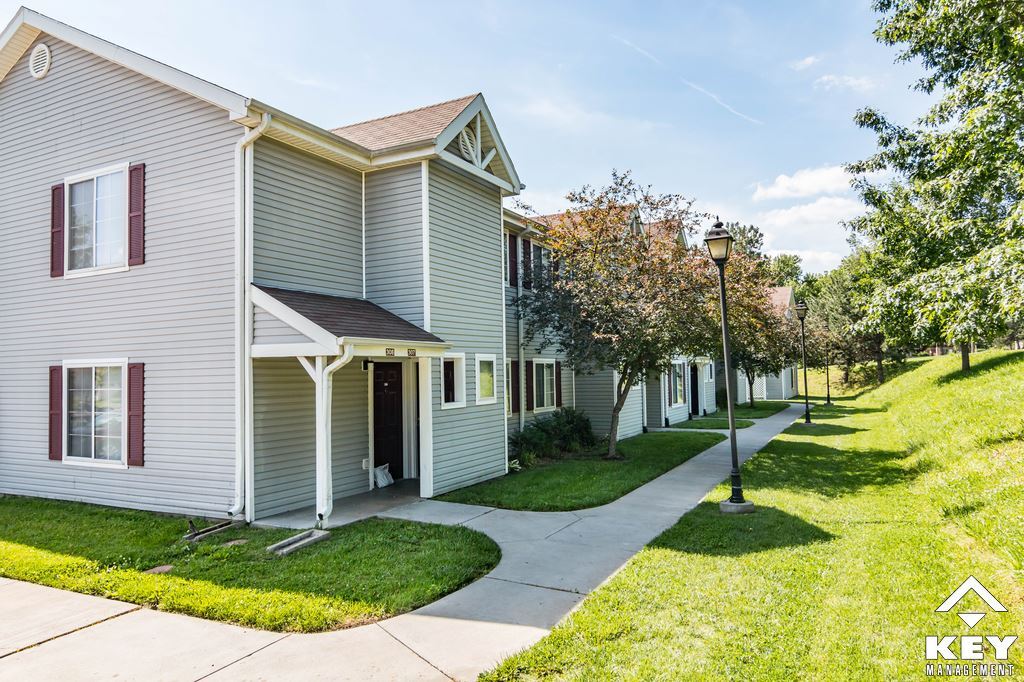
[298, 344, 354, 528]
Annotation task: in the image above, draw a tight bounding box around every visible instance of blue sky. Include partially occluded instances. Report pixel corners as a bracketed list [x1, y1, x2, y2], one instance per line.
[4, 1, 932, 272]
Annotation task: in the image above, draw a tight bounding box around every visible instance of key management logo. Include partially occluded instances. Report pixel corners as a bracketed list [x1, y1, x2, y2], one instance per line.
[925, 576, 1017, 677]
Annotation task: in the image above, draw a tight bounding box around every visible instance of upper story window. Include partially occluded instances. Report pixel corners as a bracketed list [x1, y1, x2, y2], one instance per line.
[66, 166, 129, 275]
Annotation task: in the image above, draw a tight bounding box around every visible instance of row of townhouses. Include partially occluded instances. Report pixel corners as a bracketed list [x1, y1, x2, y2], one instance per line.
[0, 8, 791, 528]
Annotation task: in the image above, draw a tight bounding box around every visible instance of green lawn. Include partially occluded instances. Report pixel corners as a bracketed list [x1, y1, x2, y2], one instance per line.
[439, 431, 725, 511]
[0, 498, 500, 632]
[670, 417, 753, 430]
[486, 350, 1024, 680]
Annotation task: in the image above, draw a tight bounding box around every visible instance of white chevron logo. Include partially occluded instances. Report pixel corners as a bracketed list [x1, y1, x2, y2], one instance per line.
[936, 576, 1007, 628]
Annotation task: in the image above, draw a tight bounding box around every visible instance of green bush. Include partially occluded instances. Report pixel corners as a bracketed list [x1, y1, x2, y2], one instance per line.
[509, 408, 596, 466]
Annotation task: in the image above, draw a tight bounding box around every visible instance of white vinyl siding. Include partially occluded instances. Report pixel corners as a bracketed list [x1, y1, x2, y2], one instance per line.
[252, 306, 314, 345]
[0, 35, 240, 516]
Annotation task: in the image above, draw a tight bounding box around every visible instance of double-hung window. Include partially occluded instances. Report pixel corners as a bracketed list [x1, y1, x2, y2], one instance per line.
[504, 359, 513, 415]
[66, 165, 128, 275]
[671, 362, 685, 404]
[64, 360, 127, 465]
[534, 360, 556, 411]
[476, 354, 496, 405]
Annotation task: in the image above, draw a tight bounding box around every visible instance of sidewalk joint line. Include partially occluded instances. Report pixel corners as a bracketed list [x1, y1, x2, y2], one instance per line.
[0, 603, 142, 660]
[192, 633, 292, 682]
[375, 622, 456, 681]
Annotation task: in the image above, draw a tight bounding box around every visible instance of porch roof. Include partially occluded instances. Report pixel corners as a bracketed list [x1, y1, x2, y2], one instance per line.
[255, 285, 445, 345]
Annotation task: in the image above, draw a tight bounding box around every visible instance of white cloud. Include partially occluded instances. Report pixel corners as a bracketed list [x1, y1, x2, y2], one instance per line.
[758, 196, 864, 234]
[767, 248, 844, 273]
[789, 55, 820, 71]
[814, 74, 875, 92]
[513, 188, 570, 216]
[519, 94, 661, 136]
[611, 34, 663, 66]
[678, 77, 763, 126]
[753, 165, 852, 201]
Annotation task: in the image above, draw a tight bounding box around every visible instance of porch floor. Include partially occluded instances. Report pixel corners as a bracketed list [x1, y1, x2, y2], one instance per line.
[254, 478, 422, 530]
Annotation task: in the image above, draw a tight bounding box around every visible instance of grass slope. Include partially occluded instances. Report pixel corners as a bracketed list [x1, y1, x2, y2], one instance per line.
[0, 499, 499, 632]
[487, 351, 1024, 680]
[439, 431, 725, 511]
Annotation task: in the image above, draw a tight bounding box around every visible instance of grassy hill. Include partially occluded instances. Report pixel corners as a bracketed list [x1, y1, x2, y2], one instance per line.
[486, 351, 1024, 680]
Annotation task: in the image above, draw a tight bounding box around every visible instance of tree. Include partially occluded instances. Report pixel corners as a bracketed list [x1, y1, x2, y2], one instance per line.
[847, 0, 1024, 371]
[723, 221, 766, 259]
[767, 253, 803, 286]
[710, 253, 800, 406]
[517, 171, 710, 458]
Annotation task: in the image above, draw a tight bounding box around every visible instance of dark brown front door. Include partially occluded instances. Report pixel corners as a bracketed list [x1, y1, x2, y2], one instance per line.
[373, 362, 403, 479]
[690, 364, 700, 416]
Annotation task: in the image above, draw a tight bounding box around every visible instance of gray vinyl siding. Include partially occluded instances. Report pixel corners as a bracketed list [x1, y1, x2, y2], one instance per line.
[252, 306, 313, 344]
[428, 162, 506, 494]
[645, 374, 664, 428]
[0, 35, 239, 516]
[572, 369, 641, 441]
[703, 366, 718, 414]
[252, 138, 362, 298]
[252, 359, 369, 519]
[252, 358, 315, 518]
[365, 164, 424, 326]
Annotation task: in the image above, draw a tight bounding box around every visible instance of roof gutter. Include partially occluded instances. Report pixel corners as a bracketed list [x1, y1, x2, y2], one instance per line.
[229, 112, 271, 520]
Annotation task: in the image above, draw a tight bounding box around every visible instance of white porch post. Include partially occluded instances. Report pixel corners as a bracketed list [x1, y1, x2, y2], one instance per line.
[418, 358, 434, 498]
[299, 348, 353, 528]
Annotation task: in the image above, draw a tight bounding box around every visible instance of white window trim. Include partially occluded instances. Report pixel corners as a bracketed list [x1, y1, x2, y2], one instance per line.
[475, 353, 497, 405]
[440, 352, 466, 409]
[504, 358, 513, 415]
[533, 358, 557, 413]
[62, 358, 129, 469]
[63, 162, 131, 279]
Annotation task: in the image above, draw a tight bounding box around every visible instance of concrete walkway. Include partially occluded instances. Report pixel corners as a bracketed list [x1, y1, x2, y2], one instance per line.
[0, 405, 803, 682]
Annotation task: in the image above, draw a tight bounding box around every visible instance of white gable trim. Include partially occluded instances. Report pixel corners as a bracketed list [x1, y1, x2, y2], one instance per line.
[435, 95, 521, 194]
[251, 286, 338, 350]
[0, 7, 250, 117]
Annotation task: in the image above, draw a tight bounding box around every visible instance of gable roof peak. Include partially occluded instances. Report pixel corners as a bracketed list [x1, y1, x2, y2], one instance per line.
[330, 93, 480, 152]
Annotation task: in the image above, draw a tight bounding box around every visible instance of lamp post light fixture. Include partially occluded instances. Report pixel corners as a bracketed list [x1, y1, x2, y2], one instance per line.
[704, 219, 753, 514]
[824, 321, 833, 406]
[795, 300, 811, 424]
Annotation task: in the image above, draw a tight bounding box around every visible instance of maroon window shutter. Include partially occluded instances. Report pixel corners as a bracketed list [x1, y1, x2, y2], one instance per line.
[50, 184, 64, 278]
[555, 361, 563, 406]
[127, 164, 145, 266]
[510, 360, 520, 413]
[127, 363, 145, 466]
[507, 233, 517, 287]
[443, 359, 455, 403]
[525, 360, 535, 411]
[48, 366, 62, 460]
[522, 238, 533, 290]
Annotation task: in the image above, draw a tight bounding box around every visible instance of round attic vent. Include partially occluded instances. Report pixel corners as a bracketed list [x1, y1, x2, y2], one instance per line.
[28, 44, 52, 79]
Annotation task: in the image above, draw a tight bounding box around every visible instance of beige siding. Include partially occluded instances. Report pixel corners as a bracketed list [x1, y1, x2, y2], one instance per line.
[0, 35, 240, 516]
[428, 162, 506, 494]
[252, 138, 363, 298]
[364, 165, 424, 326]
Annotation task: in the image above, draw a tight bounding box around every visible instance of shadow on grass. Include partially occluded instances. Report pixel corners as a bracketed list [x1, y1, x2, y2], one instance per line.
[787, 422, 867, 436]
[651, 502, 835, 556]
[936, 352, 1024, 385]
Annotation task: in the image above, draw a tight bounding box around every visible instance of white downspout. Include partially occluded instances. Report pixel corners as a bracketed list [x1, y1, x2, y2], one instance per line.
[314, 346, 354, 527]
[516, 234, 526, 431]
[229, 112, 271, 519]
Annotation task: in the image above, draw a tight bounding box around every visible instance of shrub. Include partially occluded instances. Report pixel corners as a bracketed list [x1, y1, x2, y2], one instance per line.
[509, 408, 596, 466]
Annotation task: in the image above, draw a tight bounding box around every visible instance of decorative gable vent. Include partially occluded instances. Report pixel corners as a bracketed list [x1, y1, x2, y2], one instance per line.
[456, 113, 497, 170]
[28, 44, 52, 79]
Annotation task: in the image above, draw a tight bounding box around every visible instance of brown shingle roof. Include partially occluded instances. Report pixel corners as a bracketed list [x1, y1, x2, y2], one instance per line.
[331, 94, 478, 152]
[256, 286, 445, 345]
[770, 286, 794, 311]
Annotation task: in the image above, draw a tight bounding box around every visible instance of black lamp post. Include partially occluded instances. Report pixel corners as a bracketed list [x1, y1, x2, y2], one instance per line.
[705, 220, 753, 513]
[795, 300, 811, 423]
[824, 321, 833, 406]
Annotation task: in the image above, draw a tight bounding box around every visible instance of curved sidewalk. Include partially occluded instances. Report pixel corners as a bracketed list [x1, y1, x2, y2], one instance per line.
[0, 405, 803, 682]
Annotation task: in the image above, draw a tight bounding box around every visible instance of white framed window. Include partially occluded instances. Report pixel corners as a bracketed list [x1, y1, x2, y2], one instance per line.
[504, 359, 513, 415]
[534, 359, 556, 412]
[671, 362, 685, 404]
[476, 354, 497, 405]
[441, 352, 466, 409]
[64, 164, 130, 277]
[63, 359, 128, 467]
